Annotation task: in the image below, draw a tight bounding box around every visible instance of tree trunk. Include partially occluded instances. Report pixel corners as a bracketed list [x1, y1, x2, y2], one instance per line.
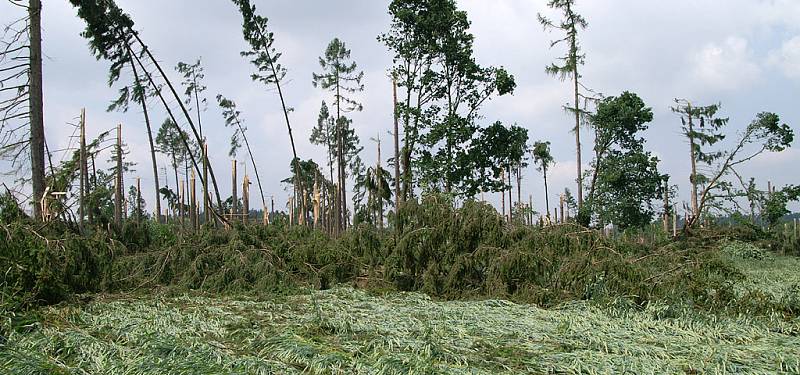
[130, 33, 226, 217]
[128, 47, 161, 223]
[573, 65, 583, 210]
[392, 78, 401, 213]
[688, 111, 699, 220]
[114, 124, 123, 226]
[543, 167, 550, 218]
[29, 0, 45, 220]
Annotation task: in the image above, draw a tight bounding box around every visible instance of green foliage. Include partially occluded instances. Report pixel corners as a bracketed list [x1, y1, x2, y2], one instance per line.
[0, 222, 119, 312]
[588, 92, 664, 229]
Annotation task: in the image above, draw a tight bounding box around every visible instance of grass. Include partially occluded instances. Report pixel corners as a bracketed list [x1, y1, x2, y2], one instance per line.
[2, 279, 799, 374]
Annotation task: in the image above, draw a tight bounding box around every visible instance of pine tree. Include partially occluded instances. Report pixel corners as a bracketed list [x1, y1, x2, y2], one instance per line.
[538, 0, 588, 210]
[312, 38, 365, 232]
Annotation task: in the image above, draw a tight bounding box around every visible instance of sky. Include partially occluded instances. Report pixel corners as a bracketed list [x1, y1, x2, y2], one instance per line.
[2, 0, 799, 216]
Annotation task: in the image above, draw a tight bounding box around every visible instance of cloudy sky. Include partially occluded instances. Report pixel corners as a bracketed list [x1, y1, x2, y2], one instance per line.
[2, 0, 799, 215]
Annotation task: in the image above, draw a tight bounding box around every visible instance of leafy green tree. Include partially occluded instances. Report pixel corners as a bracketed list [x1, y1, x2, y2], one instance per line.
[155, 118, 196, 199]
[380, 0, 514, 199]
[586, 92, 663, 229]
[312, 38, 365, 231]
[763, 185, 800, 227]
[532, 141, 555, 217]
[216, 94, 266, 211]
[538, 0, 589, 210]
[233, 0, 304, 223]
[588, 92, 654, 203]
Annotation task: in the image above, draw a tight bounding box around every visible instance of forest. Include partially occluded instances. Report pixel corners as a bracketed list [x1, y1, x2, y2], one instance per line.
[1, 0, 799, 373]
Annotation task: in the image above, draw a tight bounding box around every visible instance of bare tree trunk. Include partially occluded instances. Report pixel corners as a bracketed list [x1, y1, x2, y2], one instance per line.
[392, 78, 401, 214]
[29, 0, 45, 220]
[114, 124, 123, 226]
[573, 66, 583, 211]
[231, 159, 238, 221]
[543, 167, 550, 219]
[79, 109, 86, 229]
[128, 48, 161, 223]
[688, 111, 699, 221]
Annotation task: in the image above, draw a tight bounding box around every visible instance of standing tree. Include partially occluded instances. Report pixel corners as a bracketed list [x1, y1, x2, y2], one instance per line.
[538, 0, 588, 211]
[176, 59, 207, 138]
[532, 140, 554, 219]
[683, 111, 793, 227]
[232, 0, 304, 224]
[312, 38, 365, 232]
[216, 94, 266, 214]
[310, 101, 336, 195]
[0, 1, 45, 218]
[671, 100, 728, 223]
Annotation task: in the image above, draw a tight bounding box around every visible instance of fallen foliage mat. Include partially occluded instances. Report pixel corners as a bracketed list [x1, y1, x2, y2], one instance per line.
[2, 284, 799, 374]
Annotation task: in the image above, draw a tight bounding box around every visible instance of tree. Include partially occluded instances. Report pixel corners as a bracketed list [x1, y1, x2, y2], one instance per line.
[106, 40, 162, 222]
[310, 101, 336, 194]
[233, 0, 304, 224]
[685, 111, 793, 227]
[538, 0, 588, 210]
[155, 117, 196, 200]
[763, 185, 800, 227]
[532, 141, 554, 218]
[71, 0, 227, 220]
[0, 1, 44, 218]
[586, 92, 662, 229]
[312, 38, 365, 232]
[671, 100, 728, 223]
[176, 59, 207, 137]
[216, 94, 266, 212]
[380, 0, 515, 199]
[587, 92, 653, 204]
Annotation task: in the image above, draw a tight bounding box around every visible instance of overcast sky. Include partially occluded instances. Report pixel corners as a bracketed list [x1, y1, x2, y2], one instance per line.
[2, 0, 799, 215]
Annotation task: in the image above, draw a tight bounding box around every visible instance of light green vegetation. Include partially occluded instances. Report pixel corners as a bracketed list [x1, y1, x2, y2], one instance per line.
[3, 282, 799, 375]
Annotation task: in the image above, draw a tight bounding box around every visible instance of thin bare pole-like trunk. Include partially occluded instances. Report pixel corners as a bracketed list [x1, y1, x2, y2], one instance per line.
[687, 109, 699, 221]
[392, 78, 401, 213]
[543, 166, 550, 219]
[29, 0, 45, 219]
[79, 109, 86, 229]
[573, 64, 583, 211]
[114, 124, 123, 226]
[129, 33, 226, 216]
[127, 46, 161, 223]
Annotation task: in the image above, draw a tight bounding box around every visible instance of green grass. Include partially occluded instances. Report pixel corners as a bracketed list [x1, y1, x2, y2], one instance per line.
[2, 283, 799, 374]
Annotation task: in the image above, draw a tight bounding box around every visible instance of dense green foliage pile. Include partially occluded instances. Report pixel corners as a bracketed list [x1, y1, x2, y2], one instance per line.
[3, 194, 798, 320]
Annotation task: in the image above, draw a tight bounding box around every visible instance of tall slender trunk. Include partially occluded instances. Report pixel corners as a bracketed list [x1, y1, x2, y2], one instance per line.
[688, 111, 699, 220]
[29, 0, 45, 219]
[392, 78, 401, 212]
[573, 65, 583, 210]
[235, 119, 266, 209]
[128, 46, 160, 223]
[543, 167, 550, 218]
[130, 33, 226, 216]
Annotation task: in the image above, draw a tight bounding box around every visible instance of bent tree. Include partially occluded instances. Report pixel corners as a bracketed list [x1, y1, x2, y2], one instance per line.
[216, 94, 266, 213]
[232, 0, 304, 223]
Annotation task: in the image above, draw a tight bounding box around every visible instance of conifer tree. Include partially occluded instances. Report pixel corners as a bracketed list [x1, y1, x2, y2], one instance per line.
[312, 38, 365, 231]
[538, 0, 588, 210]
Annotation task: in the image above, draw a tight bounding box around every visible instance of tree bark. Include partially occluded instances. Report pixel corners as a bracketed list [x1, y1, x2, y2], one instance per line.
[573, 64, 583, 211]
[392, 77, 401, 213]
[29, 0, 45, 220]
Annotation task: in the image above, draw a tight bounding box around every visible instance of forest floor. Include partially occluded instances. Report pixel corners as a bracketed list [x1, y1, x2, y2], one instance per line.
[2, 254, 799, 374]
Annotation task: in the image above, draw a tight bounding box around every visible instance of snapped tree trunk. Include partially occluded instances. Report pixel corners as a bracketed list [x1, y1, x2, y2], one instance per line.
[29, 0, 45, 220]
